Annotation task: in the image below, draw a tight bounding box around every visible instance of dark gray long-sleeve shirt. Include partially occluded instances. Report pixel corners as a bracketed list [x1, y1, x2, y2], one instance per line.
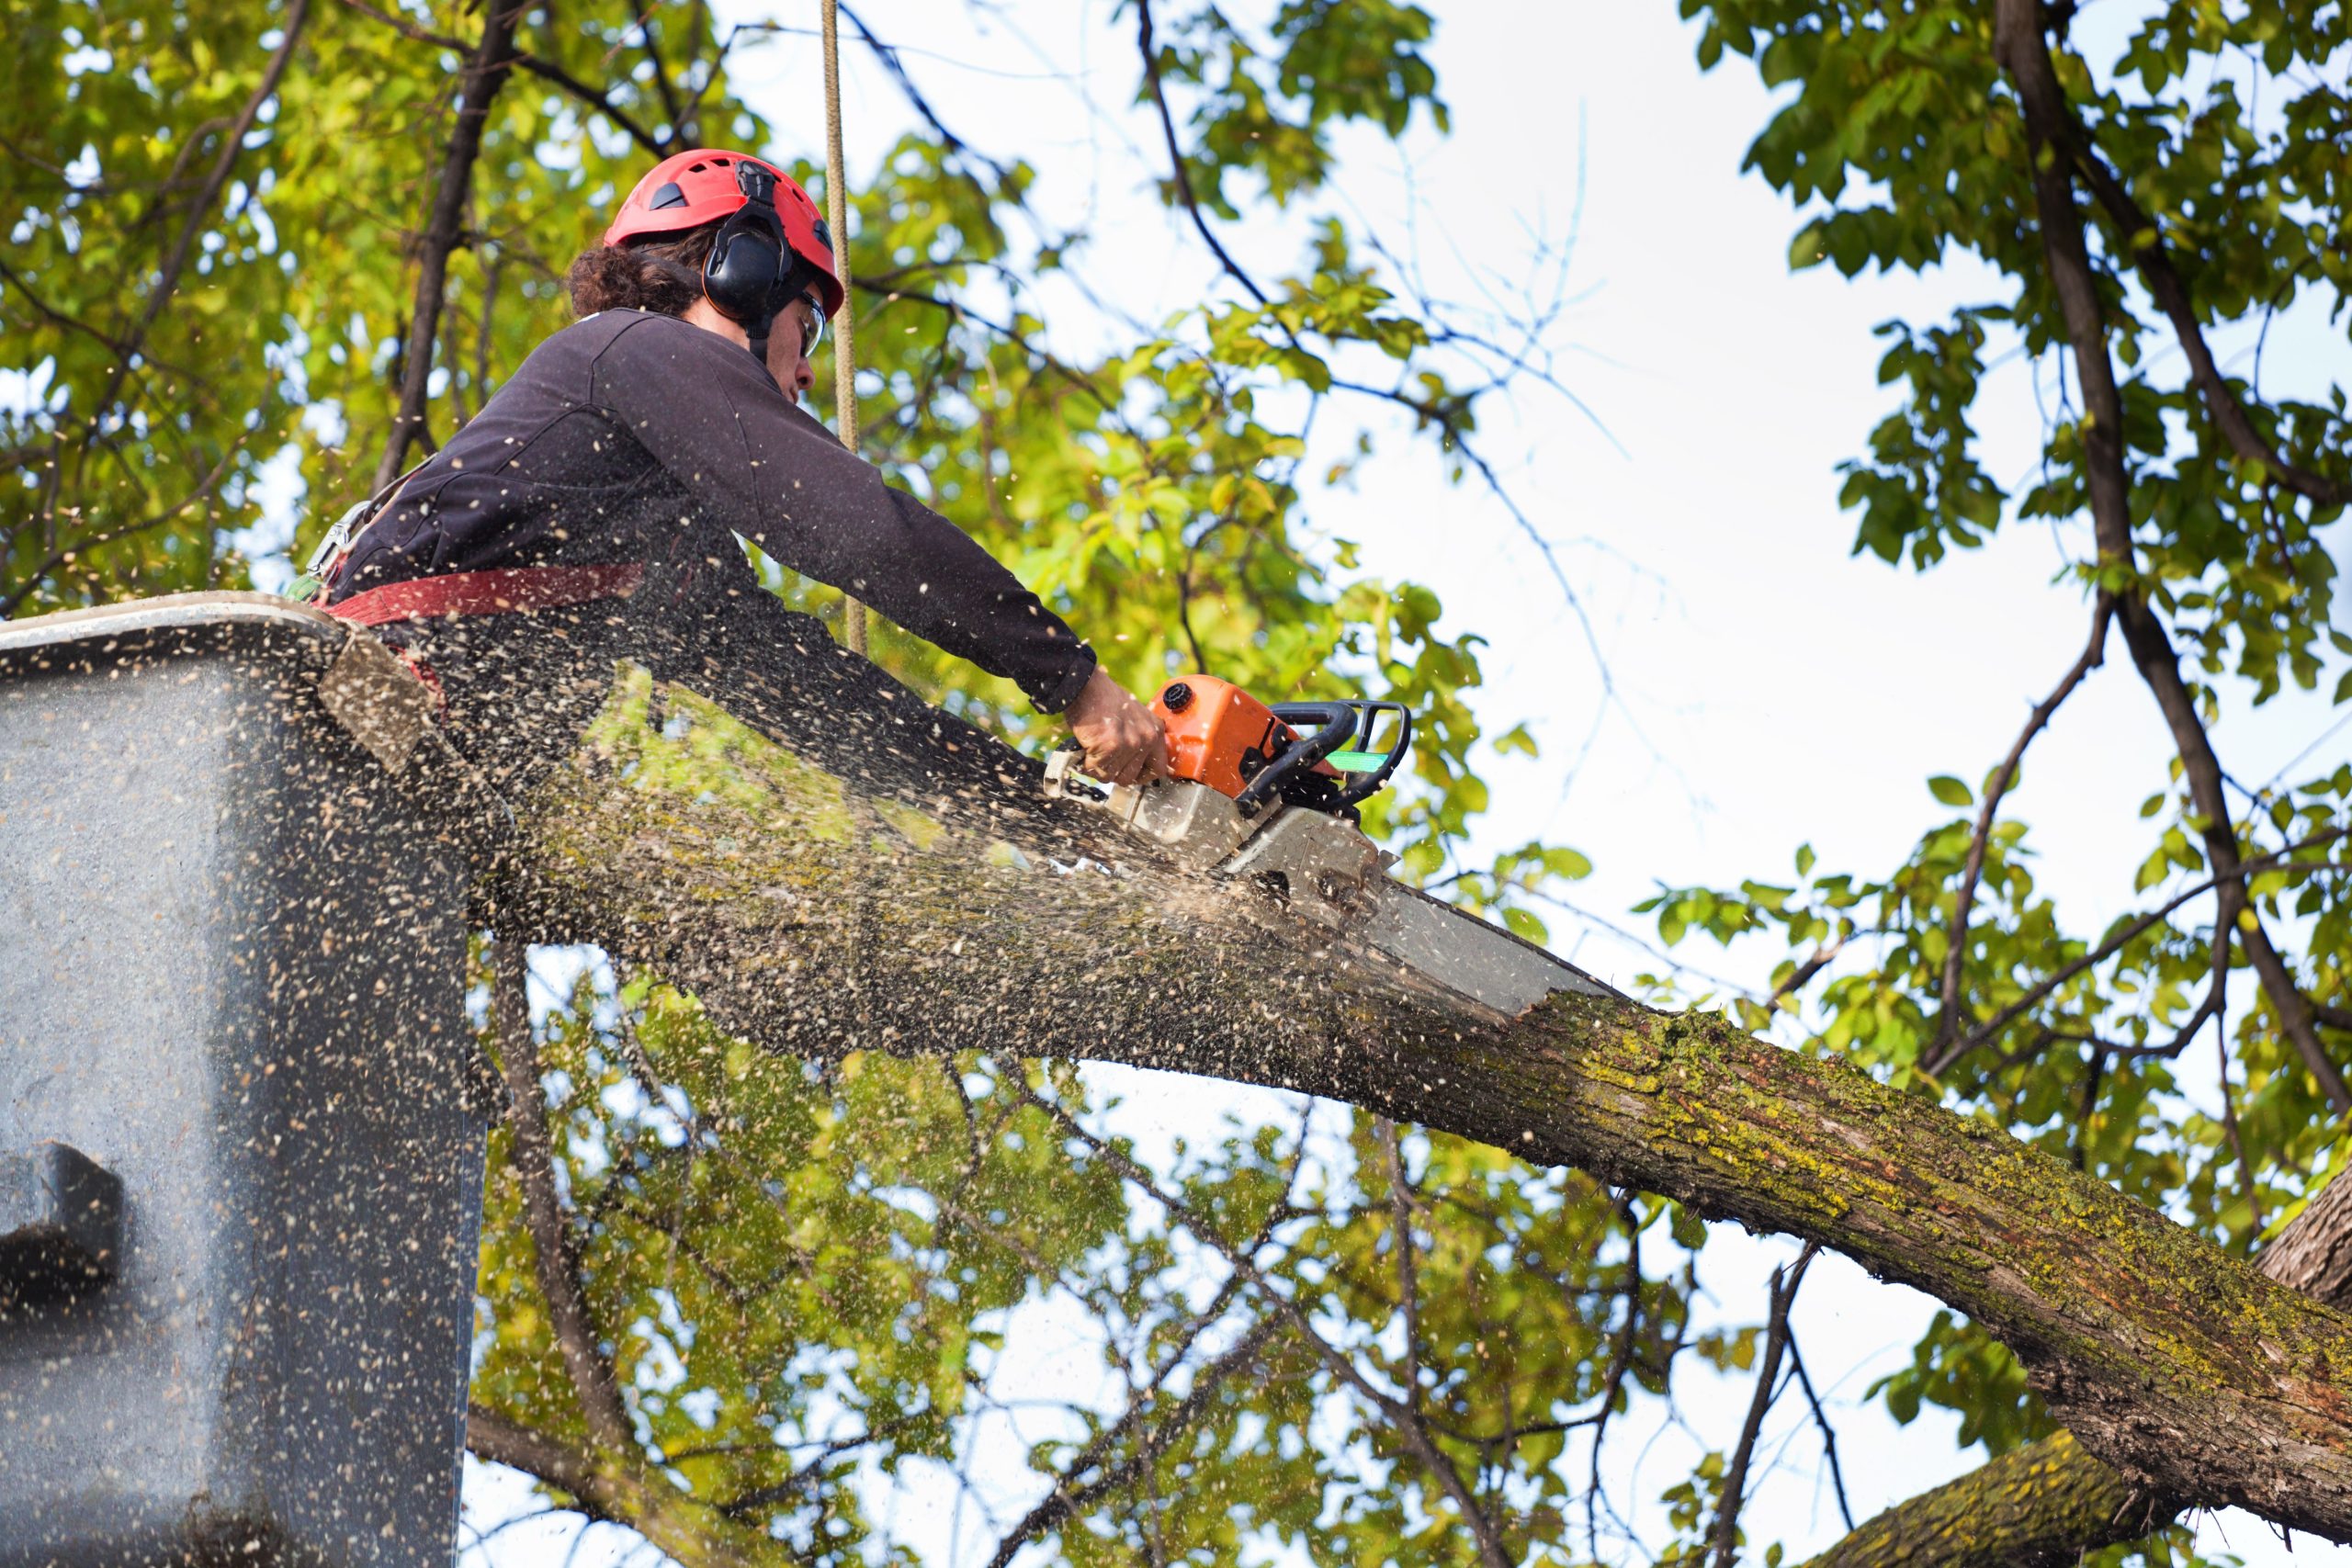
[330, 309, 1096, 712]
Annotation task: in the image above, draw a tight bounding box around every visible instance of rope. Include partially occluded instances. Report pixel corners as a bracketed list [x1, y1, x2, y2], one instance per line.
[819, 0, 866, 656]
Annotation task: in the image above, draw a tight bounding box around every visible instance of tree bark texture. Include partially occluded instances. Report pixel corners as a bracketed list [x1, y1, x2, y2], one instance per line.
[467, 612, 2352, 1543]
[1805, 1168, 2352, 1567]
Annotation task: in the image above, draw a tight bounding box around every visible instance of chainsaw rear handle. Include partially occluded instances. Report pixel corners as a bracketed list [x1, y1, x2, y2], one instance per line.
[1293, 699, 1414, 806]
[1232, 699, 1412, 818]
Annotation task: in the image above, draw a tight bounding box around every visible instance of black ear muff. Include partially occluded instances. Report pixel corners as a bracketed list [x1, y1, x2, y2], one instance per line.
[702, 163, 795, 367]
[702, 209, 786, 324]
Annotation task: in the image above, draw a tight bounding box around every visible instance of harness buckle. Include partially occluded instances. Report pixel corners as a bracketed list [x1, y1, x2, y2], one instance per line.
[303, 495, 374, 581]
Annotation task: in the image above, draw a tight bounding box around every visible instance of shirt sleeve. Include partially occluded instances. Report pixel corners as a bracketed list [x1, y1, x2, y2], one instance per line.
[588, 313, 1098, 714]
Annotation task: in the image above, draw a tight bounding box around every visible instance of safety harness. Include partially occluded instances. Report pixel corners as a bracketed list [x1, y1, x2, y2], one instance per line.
[288, 468, 644, 710]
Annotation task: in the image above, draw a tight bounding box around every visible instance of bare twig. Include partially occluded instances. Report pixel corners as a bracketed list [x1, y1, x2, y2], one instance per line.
[1712, 1243, 1816, 1568]
[1133, 0, 1270, 306]
[1783, 1337, 1855, 1532]
[1936, 597, 2113, 1051]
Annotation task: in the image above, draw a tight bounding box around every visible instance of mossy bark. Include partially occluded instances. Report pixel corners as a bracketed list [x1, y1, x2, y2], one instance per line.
[1804, 1170, 2352, 1567]
[491, 652, 2352, 1543]
[1803, 1433, 2150, 1568]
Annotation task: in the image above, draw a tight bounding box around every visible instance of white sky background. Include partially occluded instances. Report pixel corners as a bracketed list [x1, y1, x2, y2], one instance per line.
[464, 2, 2352, 1564]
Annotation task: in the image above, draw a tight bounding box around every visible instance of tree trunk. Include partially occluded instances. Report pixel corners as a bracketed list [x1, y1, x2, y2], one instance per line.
[1805, 1170, 2352, 1567]
[476, 627, 2352, 1543]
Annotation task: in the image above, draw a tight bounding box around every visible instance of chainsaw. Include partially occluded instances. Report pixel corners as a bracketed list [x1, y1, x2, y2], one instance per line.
[1046, 675, 1611, 1018]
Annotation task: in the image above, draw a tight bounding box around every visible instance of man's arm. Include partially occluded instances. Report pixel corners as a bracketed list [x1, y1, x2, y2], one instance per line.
[592, 314, 1097, 713]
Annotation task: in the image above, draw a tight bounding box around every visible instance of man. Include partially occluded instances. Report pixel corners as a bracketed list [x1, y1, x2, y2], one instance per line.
[317, 148, 1168, 786]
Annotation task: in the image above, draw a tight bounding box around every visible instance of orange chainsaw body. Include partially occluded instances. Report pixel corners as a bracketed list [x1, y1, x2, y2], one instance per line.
[1150, 675, 1329, 799]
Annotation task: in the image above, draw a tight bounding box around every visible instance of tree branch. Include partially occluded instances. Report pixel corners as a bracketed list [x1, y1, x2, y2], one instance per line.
[1935, 597, 2111, 1051]
[1928, 830, 2348, 1076]
[1022, 1088, 1513, 1568]
[1712, 1244, 1814, 1568]
[463, 1404, 774, 1568]
[1133, 0, 1270, 306]
[492, 615, 2352, 1540]
[980, 1316, 1279, 1568]
[1992, 0, 2351, 1113]
[1801, 1166, 2352, 1568]
[81, 0, 310, 460]
[2067, 137, 2345, 506]
[336, 0, 665, 156]
[374, 0, 523, 490]
[1783, 1337, 1855, 1533]
[491, 937, 635, 1454]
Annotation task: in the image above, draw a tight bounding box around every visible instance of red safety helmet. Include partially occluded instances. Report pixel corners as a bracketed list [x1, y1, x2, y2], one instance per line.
[603, 149, 843, 320]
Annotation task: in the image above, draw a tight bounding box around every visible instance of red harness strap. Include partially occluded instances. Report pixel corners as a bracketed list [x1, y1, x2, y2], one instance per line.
[325, 563, 645, 627]
[323, 563, 644, 719]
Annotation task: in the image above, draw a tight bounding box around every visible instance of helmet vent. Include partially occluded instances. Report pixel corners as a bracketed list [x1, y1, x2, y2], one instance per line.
[647, 181, 688, 210]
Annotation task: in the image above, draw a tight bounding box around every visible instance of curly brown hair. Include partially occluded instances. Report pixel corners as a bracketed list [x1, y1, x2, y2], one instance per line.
[565, 224, 719, 318]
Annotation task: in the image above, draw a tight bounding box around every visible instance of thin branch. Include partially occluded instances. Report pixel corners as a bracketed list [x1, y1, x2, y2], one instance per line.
[1783, 1336, 1855, 1533]
[1379, 1116, 1425, 1412]
[336, 0, 464, 50]
[79, 0, 311, 459]
[1025, 1088, 1514, 1568]
[1927, 829, 2350, 1076]
[492, 938, 635, 1454]
[1584, 1191, 1646, 1562]
[1712, 1243, 1815, 1568]
[2, 413, 261, 616]
[979, 1316, 1278, 1568]
[839, 2, 1015, 188]
[338, 0, 666, 155]
[0, 255, 131, 358]
[2071, 1044, 2109, 1170]
[1936, 596, 2113, 1051]
[1134, 0, 1270, 306]
[1771, 935, 1848, 1009]
[2069, 136, 2345, 506]
[375, 0, 525, 489]
[2219, 979, 2266, 1235]
[627, 0, 687, 138]
[464, 1404, 773, 1568]
[517, 54, 665, 156]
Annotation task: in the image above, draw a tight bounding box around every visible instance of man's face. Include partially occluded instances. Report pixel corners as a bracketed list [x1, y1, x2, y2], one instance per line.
[766, 291, 824, 404]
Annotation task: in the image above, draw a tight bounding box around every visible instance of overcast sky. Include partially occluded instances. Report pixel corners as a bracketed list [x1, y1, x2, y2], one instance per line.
[467, 3, 2352, 1563]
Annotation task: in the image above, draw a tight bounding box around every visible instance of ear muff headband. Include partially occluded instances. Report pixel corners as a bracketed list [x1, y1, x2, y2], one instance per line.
[702, 164, 811, 366]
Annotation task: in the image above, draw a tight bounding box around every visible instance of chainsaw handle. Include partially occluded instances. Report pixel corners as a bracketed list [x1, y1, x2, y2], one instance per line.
[1233, 702, 1356, 819]
[1320, 699, 1414, 807]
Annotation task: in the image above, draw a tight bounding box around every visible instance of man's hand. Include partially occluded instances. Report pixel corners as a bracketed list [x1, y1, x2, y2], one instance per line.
[1066, 667, 1172, 787]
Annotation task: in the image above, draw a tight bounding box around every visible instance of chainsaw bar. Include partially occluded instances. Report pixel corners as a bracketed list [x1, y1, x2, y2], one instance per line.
[1044, 757, 1615, 1018]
